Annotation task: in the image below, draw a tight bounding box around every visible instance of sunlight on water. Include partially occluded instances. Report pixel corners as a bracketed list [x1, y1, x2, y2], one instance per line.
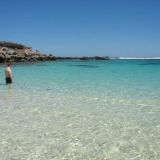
[0, 60, 160, 160]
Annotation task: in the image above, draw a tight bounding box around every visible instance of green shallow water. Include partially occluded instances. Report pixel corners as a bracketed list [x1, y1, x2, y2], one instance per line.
[0, 59, 160, 160]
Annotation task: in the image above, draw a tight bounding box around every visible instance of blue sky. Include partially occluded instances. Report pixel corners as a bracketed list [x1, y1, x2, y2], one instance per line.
[0, 0, 160, 57]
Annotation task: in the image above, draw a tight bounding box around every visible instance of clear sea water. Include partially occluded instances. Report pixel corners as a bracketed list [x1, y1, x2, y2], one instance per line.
[0, 59, 160, 160]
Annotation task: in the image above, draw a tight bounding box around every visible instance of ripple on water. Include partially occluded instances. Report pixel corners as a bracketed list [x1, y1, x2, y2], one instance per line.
[0, 89, 160, 159]
[0, 60, 160, 159]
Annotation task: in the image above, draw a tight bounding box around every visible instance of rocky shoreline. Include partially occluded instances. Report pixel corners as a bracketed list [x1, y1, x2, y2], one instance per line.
[0, 41, 110, 63]
[0, 41, 56, 63]
[55, 56, 109, 60]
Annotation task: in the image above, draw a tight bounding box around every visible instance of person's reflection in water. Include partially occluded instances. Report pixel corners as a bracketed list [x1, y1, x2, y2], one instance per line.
[7, 84, 13, 97]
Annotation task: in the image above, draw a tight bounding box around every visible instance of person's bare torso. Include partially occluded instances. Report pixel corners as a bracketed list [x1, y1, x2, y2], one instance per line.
[5, 67, 12, 78]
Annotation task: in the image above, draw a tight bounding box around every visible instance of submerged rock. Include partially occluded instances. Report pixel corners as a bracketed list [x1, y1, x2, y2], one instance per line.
[0, 41, 56, 63]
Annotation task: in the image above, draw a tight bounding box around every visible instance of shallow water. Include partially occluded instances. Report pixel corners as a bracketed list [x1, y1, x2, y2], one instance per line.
[0, 60, 160, 160]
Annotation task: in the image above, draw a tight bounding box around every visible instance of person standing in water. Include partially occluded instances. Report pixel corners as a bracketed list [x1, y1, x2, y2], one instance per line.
[5, 63, 13, 84]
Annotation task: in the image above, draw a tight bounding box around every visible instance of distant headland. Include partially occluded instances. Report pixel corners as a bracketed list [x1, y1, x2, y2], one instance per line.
[0, 41, 110, 63]
[0, 41, 56, 63]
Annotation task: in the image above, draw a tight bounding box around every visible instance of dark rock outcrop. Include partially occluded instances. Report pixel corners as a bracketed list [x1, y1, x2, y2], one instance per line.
[79, 56, 109, 60]
[0, 41, 56, 63]
[94, 56, 109, 60]
[55, 56, 110, 61]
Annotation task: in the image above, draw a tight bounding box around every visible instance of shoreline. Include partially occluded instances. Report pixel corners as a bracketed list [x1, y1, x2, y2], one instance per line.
[1, 57, 160, 65]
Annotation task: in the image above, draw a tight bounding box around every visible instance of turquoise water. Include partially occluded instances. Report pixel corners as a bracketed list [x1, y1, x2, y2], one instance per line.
[0, 60, 160, 160]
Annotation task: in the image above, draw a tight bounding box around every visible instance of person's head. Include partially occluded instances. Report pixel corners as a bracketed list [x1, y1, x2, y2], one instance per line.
[7, 63, 11, 67]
